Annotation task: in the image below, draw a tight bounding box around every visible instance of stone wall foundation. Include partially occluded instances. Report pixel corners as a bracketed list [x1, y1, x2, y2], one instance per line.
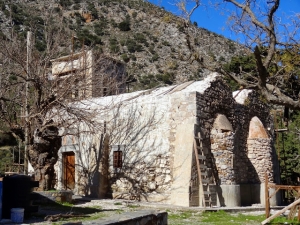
[216, 185, 241, 207]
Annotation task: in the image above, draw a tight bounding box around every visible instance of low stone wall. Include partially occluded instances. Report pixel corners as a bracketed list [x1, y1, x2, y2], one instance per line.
[83, 210, 167, 225]
[32, 191, 73, 203]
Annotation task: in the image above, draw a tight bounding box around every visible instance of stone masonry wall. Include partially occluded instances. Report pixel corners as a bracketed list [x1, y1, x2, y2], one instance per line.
[195, 78, 235, 185]
[247, 138, 274, 183]
[233, 91, 278, 184]
[108, 94, 173, 202]
[210, 129, 235, 185]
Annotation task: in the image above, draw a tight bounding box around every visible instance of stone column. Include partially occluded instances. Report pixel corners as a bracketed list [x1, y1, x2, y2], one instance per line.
[211, 114, 240, 206]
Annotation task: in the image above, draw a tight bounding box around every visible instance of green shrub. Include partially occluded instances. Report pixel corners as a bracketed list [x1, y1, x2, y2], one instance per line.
[54, 7, 61, 13]
[109, 37, 118, 45]
[76, 28, 102, 47]
[130, 54, 136, 61]
[94, 20, 108, 35]
[59, 0, 72, 8]
[121, 54, 130, 62]
[110, 44, 119, 53]
[132, 11, 137, 18]
[118, 20, 131, 31]
[151, 53, 159, 62]
[73, 4, 80, 10]
[162, 40, 170, 46]
[126, 39, 143, 53]
[156, 73, 174, 85]
[110, 19, 118, 27]
[35, 40, 46, 52]
[134, 33, 147, 44]
[109, 37, 119, 53]
[87, 2, 98, 19]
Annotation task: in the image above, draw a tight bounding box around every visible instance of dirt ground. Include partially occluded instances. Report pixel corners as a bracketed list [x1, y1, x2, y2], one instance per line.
[0, 199, 289, 225]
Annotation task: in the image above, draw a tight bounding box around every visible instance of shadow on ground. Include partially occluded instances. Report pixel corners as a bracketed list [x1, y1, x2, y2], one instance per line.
[26, 200, 119, 224]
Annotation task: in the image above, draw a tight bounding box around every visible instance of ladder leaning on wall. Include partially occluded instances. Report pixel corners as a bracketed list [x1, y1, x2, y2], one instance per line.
[193, 132, 214, 207]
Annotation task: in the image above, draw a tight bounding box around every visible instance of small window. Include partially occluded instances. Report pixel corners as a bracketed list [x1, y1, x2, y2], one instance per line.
[113, 150, 123, 168]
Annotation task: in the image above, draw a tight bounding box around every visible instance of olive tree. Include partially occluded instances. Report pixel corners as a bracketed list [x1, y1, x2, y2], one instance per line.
[174, 0, 300, 109]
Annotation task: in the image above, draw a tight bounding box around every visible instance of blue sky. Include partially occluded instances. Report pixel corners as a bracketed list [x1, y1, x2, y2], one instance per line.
[148, 0, 300, 43]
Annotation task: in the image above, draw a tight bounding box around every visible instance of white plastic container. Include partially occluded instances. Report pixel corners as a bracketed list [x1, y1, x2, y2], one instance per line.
[11, 208, 24, 223]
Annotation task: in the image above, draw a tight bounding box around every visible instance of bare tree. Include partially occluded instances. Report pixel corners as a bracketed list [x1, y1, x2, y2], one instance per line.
[0, 12, 125, 190]
[174, 0, 300, 109]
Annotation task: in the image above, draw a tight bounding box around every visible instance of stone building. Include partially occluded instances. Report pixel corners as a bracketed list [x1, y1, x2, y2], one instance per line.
[50, 50, 126, 100]
[54, 73, 280, 207]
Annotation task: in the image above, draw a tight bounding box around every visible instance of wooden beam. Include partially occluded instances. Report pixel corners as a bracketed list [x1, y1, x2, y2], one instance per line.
[265, 173, 270, 218]
[274, 128, 288, 132]
[261, 198, 300, 225]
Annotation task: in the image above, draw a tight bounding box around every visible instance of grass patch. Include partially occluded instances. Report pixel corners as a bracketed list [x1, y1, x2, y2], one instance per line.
[127, 204, 140, 209]
[114, 202, 122, 205]
[201, 210, 265, 224]
[168, 210, 300, 225]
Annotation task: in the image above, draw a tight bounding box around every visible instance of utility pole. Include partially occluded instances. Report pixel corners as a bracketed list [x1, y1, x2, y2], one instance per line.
[24, 31, 32, 175]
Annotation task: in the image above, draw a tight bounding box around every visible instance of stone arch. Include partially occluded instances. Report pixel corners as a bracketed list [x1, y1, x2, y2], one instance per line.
[210, 114, 241, 207]
[210, 114, 235, 185]
[248, 116, 269, 139]
[247, 116, 273, 183]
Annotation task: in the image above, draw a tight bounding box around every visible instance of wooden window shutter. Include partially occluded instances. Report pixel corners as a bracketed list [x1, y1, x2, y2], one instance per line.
[113, 151, 122, 168]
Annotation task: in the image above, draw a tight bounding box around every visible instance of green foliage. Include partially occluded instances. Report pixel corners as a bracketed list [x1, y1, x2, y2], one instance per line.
[139, 74, 159, 89]
[0, 133, 17, 146]
[279, 110, 300, 185]
[94, 20, 108, 36]
[0, 148, 13, 175]
[109, 37, 119, 53]
[132, 11, 138, 18]
[121, 54, 130, 62]
[118, 20, 131, 31]
[76, 28, 102, 47]
[162, 40, 170, 46]
[224, 55, 256, 74]
[227, 40, 236, 53]
[73, 4, 80, 10]
[156, 73, 174, 85]
[223, 54, 257, 91]
[134, 33, 147, 44]
[151, 53, 159, 62]
[130, 54, 136, 61]
[35, 40, 47, 52]
[124, 39, 143, 53]
[87, 2, 98, 19]
[59, 0, 72, 8]
[109, 37, 118, 45]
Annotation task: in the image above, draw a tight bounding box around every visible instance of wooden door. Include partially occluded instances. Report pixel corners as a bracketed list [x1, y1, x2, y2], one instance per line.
[63, 152, 75, 190]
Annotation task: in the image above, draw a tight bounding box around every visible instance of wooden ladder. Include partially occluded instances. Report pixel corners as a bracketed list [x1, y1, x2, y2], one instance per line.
[193, 132, 213, 207]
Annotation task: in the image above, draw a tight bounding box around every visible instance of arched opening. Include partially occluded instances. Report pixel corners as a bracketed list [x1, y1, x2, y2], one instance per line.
[210, 114, 240, 206]
[245, 116, 276, 205]
[247, 116, 272, 183]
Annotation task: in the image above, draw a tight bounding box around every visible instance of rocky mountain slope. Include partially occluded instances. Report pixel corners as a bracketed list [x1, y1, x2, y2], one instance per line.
[0, 0, 250, 90]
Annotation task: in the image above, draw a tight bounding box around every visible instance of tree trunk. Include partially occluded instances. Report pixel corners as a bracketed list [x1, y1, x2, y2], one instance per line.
[28, 125, 61, 191]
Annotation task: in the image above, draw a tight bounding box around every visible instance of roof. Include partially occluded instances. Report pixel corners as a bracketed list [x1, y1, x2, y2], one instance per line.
[79, 72, 220, 108]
